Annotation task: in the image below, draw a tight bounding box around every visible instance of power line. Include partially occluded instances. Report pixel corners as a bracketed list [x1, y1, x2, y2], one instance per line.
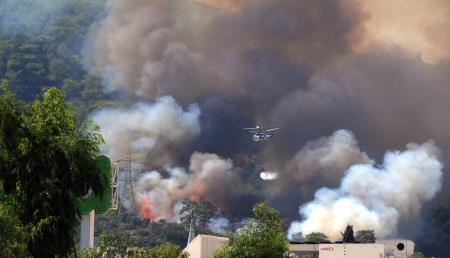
[114, 152, 143, 213]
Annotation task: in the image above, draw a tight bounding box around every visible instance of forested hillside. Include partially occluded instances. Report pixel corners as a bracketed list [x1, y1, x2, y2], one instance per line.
[0, 0, 110, 116]
[95, 212, 191, 248]
[0, 1, 215, 250]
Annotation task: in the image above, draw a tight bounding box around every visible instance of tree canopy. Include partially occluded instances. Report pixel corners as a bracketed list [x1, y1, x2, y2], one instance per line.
[214, 202, 288, 258]
[341, 224, 355, 243]
[77, 230, 189, 258]
[0, 81, 107, 257]
[303, 232, 330, 243]
[355, 229, 376, 243]
[0, 0, 111, 117]
[180, 200, 217, 228]
[0, 202, 30, 257]
[133, 243, 189, 258]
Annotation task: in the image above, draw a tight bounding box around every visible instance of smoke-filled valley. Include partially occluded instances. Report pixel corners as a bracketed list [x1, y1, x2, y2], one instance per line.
[2, 0, 450, 255]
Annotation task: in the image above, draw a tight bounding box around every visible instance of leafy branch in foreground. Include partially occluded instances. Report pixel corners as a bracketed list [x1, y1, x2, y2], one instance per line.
[0, 80, 107, 257]
[214, 202, 288, 258]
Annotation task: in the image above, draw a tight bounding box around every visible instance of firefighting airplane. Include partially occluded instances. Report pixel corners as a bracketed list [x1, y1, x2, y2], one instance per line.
[243, 125, 279, 142]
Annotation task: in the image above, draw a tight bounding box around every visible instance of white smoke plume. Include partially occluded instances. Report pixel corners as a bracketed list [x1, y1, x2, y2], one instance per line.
[284, 129, 372, 186]
[267, 129, 373, 216]
[86, 0, 218, 103]
[135, 152, 256, 221]
[91, 96, 201, 165]
[208, 217, 230, 234]
[288, 140, 443, 240]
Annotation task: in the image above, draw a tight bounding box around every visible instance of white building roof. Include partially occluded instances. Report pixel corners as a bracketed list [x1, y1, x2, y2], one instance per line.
[183, 234, 229, 258]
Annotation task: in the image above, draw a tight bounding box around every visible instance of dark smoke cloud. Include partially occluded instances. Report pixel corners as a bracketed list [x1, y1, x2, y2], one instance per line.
[193, 95, 256, 157]
[270, 56, 450, 193]
[87, 0, 364, 107]
[86, 0, 450, 244]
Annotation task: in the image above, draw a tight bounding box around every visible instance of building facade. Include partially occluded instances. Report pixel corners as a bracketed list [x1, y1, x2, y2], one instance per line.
[183, 234, 229, 258]
[183, 235, 415, 258]
[287, 240, 414, 258]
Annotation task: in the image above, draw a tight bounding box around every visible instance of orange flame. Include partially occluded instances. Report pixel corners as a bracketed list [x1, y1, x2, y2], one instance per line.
[188, 182, 206, 201]
[139, 196, 159, 221]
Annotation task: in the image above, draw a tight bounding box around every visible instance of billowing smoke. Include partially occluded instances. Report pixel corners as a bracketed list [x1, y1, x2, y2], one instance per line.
[86, 0, 364, 105]
[354, 0, 450, 63]
[283, 129, 372, 189]
[91, 96, 201, 165]
[135, 152, 259, 221]
[267, 129, 373, 217]
[86, 0, 217, 103]
[288, 140, 443, 240]
[208, 217, 230, 234]
[83, 0, 450, 249]
[268, 57, 450, 196]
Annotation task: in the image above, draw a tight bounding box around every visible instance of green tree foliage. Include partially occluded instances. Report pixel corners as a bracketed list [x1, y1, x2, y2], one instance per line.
[355, 229, 376, 243]
[76, 231, 135, 258]
[411, 252, 425, 258]
[0, 202, 31, 257]
[77, 242, 189, 258]
[96, 212, 190, 248]
[304, 232, 330, 243]
[0, 81, 107, 257]
[340, 224, 355, 243]
[98, 231, 138, 258]
[0, 0, 111, 117]
[134, 243, 189, 258]
[290, 232, 304, 242]
[214, 202, 288, 258]
[180, 200, 217, 228]
[77, 248, 101, 258]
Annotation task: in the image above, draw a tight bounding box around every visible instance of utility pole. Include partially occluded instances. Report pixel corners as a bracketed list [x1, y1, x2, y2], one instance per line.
[115, 152, 141, 212]
[110, 163, 119, 211]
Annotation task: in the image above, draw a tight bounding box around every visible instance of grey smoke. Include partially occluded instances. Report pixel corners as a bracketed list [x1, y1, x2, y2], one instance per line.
[84, 0, 450, 247]
[91, 96, 201, 166]
[288, 139, 443, 240]
[283, 129, 371, 186]
[86, 0, 363, 106]
[135, 152, 259, 220]
[270, 56, 450, 193]
[208, 217, 230, 234]
[267, 129, 373, 217]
